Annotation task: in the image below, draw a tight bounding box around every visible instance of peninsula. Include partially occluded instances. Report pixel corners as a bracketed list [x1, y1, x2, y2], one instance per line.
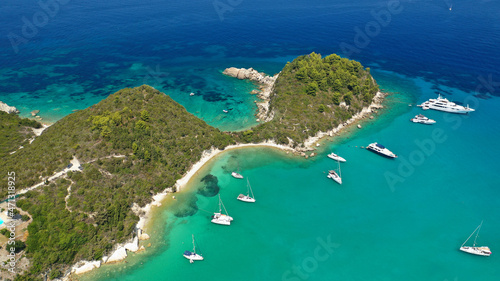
[0, 53, 384, 280]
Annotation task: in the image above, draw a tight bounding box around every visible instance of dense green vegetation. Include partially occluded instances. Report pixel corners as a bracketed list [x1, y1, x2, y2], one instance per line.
[237, 53, 379, 146]
[0, 85, 234, 280]
[0, 53, 379, 280]
[0, 111, 41, 158]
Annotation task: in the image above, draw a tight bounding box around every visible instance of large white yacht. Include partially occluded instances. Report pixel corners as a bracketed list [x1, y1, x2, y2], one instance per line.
[418, 94, 475, 114]
[367, 143, 397, 159]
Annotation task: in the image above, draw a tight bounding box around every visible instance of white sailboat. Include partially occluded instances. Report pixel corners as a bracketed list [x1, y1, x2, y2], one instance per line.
[231, 171, 244, 179]
[237, 178, 256, 203]
[459, 221, 492, 256]
[183, 234, 204, 263]
[327, 160, 342, 185]
[232, 163, 244, 179]
[211, 194, 233, 225]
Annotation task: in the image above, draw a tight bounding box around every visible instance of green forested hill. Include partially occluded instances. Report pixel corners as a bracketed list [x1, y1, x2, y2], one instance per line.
[1, 85, 234, 280]
[237, 53, 379, 146]
[0, 53, 379, 280]
[0, 111, 41, 158]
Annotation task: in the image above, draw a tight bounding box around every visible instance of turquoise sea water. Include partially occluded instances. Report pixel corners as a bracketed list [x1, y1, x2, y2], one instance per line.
[2, 0, 500, 280]
[81, 75, 500, 281]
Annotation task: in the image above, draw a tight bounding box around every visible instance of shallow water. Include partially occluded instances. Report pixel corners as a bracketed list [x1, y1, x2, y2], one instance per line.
[2, 0, 500, 280]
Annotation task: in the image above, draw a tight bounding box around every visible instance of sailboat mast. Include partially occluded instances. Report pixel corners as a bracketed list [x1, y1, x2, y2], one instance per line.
[473, 221, 483, 247]
[461, 222, 482, 247]
[250, 181, 254, 199]
[192, 234, 196, 253]
[246, 179, 250, 196]
[247, 178, 254, 198]
[338, 160, 341, 178]
[220, 195, 229, 216]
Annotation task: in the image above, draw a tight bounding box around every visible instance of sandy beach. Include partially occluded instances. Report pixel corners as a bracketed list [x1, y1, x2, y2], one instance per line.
[68, 87, 387, 278]
[135, 90, 387, 233]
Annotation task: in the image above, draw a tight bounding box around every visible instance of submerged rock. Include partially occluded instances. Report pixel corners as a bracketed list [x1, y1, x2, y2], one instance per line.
[198, 174, 220, 197]
[173, 195, 198, 217]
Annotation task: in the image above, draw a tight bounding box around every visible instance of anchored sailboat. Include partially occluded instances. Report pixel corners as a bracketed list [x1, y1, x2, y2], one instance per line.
[232, 162, 244, 179]
[231, 171, 244, 179]
[327, 160, 342, 185]
[183, 234, 204, 263]
[211, 194, 233, 225]
[459, 221, 491, 256]
[237, 178, 256, 203]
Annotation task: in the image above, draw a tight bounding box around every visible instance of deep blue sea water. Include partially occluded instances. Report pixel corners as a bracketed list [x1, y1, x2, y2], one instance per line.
[1, 0, 500, 280]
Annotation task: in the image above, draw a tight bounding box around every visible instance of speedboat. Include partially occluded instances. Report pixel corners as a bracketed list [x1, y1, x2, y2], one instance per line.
[417, 94, 475, 114]
[327, 152, 346, 162]
[410, 114, 436, 124]
[223, 109, 229, 113]
[367, 143, 397, 159]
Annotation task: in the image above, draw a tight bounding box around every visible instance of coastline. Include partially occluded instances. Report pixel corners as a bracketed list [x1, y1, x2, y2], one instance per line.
[67, 76, 388, 279]
[67, 142, 296, 278]
[128, 90, 388, 258]
[302, 91, 386, 150]
[222, 67, 278, 122]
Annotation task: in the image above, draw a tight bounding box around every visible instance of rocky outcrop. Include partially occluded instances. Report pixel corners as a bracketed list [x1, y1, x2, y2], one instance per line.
[223, 67, 279, 122]
[106, 247, 127, 264]
[124, 237, 139, 252]
[71, 261, 101, 275]
[223, 67, 276, 85]
[138, 228, 150, 240]
[0, 101, 19, 114]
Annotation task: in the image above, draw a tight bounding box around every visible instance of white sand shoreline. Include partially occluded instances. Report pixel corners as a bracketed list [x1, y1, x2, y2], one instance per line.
[77, 141, 296, 279]
[66, 85, 388, 278]
[134, 90, 387, 236]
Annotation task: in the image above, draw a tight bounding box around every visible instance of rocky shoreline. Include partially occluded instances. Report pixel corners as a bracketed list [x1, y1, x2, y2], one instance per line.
[222, 67, 278, 122]
[222, 67, 387, 155]
[301, 91, 386, 151]
[0, 101, 19, 114]
[61, 72, 387, 279]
